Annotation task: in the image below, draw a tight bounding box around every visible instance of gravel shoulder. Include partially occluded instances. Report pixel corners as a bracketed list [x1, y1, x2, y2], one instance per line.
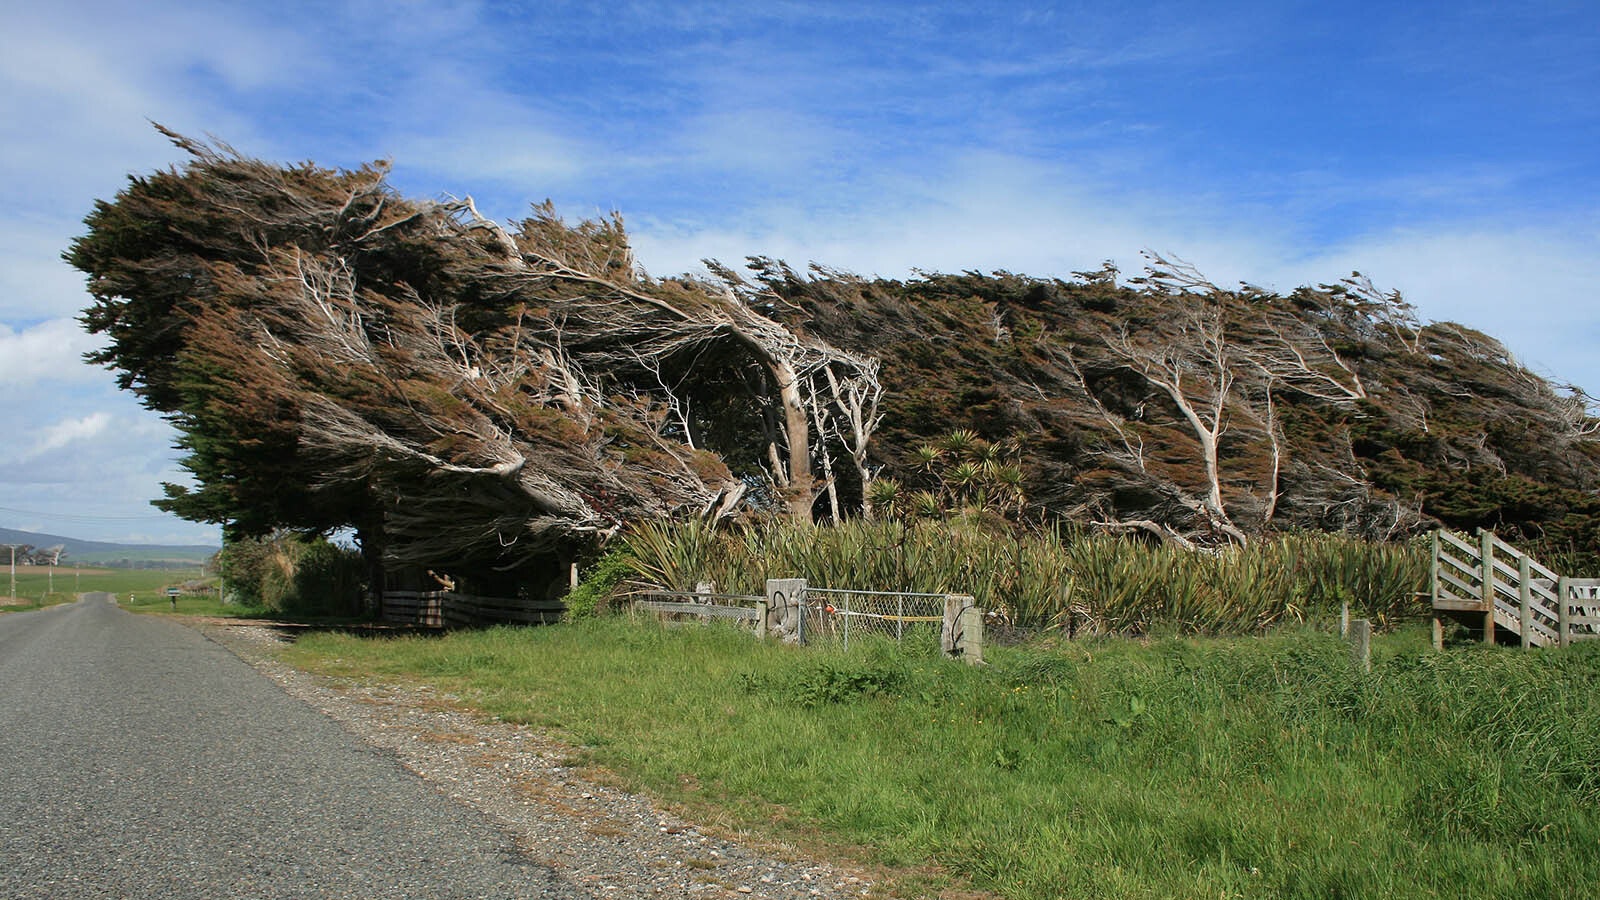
[194, 621, 890, 900]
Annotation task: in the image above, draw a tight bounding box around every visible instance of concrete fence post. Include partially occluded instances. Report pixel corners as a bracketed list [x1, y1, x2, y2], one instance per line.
[765, 578, 807, 644]
[695, 581, 714, 622]
[942, 594, 984, 664]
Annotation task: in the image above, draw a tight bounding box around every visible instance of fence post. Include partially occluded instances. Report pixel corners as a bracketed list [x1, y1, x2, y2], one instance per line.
[1348, 618, 1371, 672]
[1430, 531, 1442, 649]
[695, 581, 714, 623]
[959, 604, 985, 665]
[766, 578, 806, 644]
[942, 594, 983, 664]
[1479, 529, 1496, 646]
[1558, 576, 1571, 648]
[754, 596, 769, 640]
[1517, 554, 1533, 649]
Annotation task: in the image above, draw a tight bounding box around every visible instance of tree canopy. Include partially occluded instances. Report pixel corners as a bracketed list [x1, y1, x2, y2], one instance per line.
[70, 131, 1600, 585]
[69, 130, 877, 586]
[756, 256, 1600, 555]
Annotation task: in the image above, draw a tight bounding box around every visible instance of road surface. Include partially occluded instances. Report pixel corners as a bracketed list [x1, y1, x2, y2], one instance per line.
[0, 594, 587, 899]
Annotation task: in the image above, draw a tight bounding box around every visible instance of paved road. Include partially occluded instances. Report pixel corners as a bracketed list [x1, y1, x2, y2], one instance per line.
[0, 595, 587, 899]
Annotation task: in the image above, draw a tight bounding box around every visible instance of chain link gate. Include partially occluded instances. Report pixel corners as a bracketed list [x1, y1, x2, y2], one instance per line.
[802, 588, 948, 651]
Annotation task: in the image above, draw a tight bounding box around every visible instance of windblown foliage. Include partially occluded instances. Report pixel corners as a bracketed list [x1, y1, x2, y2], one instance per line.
[71, 133, 1600, 588]
[754, 257, 1600, 555]
[70, 131, 877, 585]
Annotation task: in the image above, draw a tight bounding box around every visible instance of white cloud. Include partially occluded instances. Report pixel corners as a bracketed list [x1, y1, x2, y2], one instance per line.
[631, 153, 1600, 395]
[0, 318, 106, 387]
[21, 412, 111, 461]
[1279, 226, 1600, 390]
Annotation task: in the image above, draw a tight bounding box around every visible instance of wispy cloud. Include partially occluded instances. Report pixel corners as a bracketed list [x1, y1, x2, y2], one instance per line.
[0, 318, 105, 387]
[21, 412, 111, 461]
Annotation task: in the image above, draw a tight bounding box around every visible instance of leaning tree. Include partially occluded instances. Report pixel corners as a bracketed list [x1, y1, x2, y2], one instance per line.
[70, 129, 881, 592]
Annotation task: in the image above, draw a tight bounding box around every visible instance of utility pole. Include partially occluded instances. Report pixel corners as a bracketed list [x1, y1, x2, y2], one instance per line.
[5, 544, 14, 601]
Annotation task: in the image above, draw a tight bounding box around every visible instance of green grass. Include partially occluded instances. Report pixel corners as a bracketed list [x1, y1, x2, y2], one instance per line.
[282, 618, 1600, 899]
[1, 567, 206, 612]
[0, 567, 268, 618]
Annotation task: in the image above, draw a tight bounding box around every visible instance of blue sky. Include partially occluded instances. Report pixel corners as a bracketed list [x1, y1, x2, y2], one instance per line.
[2, 0, 1597, 545]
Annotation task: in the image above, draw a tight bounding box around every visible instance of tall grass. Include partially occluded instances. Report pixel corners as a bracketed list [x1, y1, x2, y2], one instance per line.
[286, 621, 1600, 899]
[620, 519, 1427, 634]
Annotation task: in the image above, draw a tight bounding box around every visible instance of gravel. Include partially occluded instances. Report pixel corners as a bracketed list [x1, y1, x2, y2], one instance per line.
[197, 622, 885, 900]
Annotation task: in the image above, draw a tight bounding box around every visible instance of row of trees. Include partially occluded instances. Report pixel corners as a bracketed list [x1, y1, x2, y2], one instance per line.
[70, 130, 1600, 590]
[1, 544, 67, 566]
[761, 257, 1600, 558]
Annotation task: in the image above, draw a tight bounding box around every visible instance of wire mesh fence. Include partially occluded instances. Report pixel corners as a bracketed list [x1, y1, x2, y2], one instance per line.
[802, 588, 947, 651]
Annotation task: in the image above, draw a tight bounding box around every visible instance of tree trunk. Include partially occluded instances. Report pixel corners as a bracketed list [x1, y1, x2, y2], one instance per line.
[354, 516, 386, 619]
[776, 361, 814, 522]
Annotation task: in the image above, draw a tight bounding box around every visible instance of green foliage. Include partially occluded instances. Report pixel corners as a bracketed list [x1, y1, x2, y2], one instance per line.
[564, 551, 637, 618]
[620, 519, 1427, 634]
[286, 620, 1600, 900]
[218, 534, 364, 616]
[742, 645, 910, 706]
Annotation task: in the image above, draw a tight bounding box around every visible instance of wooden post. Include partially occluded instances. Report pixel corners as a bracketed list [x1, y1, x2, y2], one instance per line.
[1348, 618, 1371, 672]
[1429, 530, 1440, 607]
[1429, 530, 1443, 650]
[765, 578, 806, 644]
[1558, 576, 1571, 648]
[1517, 554, 1533, 649]
[1479, 529, 1496, 646]
[754, 596, 769, 640]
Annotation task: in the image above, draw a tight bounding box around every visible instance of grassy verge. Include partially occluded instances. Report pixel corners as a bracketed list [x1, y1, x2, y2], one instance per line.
[119, 591, 264, 618]
[282, 618, 1600, 899]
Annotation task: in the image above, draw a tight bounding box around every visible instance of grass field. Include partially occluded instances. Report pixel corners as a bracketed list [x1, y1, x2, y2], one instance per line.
[0, 567, 229, 614]
[282, 618, 1600, 899]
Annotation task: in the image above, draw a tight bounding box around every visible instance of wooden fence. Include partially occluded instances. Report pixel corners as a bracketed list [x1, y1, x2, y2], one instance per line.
[380, 590, 565, 628]
[1431, 529, 1600, 648]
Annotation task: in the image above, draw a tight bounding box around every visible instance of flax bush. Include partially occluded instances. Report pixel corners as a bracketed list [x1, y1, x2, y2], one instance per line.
[620, 519, 1428, 635]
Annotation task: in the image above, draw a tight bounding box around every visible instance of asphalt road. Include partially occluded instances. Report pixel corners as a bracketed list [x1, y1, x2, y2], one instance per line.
[0, 594, 587, 899]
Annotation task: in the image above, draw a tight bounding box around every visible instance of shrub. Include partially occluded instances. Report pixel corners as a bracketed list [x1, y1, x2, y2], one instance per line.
[219, 534, 365, 616]
[565, 551, 637, 618]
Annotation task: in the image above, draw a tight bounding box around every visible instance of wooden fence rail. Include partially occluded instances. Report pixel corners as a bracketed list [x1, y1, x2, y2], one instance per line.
[380, 590, 565, 628]
[1431, 529, 1600, 648]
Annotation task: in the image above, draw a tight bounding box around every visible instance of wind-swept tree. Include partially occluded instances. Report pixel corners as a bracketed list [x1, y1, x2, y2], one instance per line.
[70, 130, 879, 590]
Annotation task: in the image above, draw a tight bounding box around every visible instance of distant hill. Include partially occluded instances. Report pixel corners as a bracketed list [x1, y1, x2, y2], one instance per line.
[0, 527, 218, 567]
